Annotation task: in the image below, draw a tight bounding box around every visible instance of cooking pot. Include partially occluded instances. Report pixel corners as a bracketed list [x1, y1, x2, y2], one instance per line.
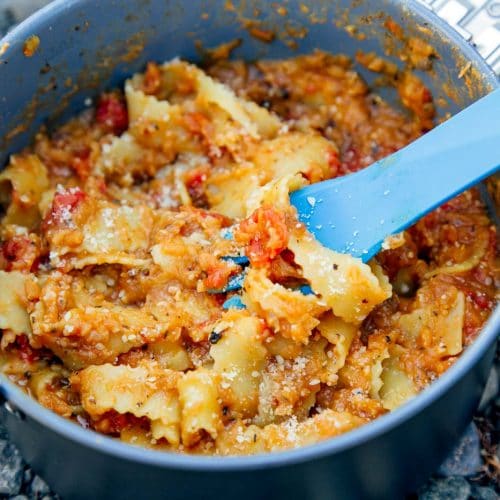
[0, 1, 498, 499]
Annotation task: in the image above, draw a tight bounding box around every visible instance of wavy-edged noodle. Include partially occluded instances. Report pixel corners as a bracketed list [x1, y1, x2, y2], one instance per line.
[317, 313, 358, 383]
[29, 270, 220, 369]
[264, 334, 304, 360]
[0, 271, 31, 336]
[151, 237, 226, 291]
[442, 291, 465, 355]
[71, 255, 151, 270]
[256, 337, 329, 425]
[125, 78, 195, 160]
[150, 208, 237, 291]
[146, 285, 222, 343]
[288, 234, 392, 324]
[397, 287, 465, 357]
[178, 368, 222, 446]
[150, 240, 201, 289]
[244, 173, 307, 218]
[126, 59, 280, 172]
[125, 78, 173, 124]
[38, 189, 56, 219]
[210, 311, 267, 418]
[48, 201, 154, 269]
[95, 133, 146, 178]
[157, 58, 199, 99]
[263, 410, 365, 452]
[206, 163, 260, 219]
[379, 348, 417, 410]
[146, 339, 192, 371]
[79, 203, 153, 256]
[424, 231, 489, 278]
[208, 132, 329, 218]
[0, 155, 49, 229]
[252, 132, 337, 184]
[120, 427, 171, 450]
[28, 367, 74, 417]
[72, 363, 181, 444]
[216, 421, 267, 455]
[193, 64, 281, 140]
[335, 333, 394, 400]
[30, 301, 170, 369]
[369, 346, 390, 400]
[216, 409, 365, 455]
[29, 274, 171, 369]
[241, 100, 282, 139]
[243, 268, 328, 343]
[0, 155, 49, 207]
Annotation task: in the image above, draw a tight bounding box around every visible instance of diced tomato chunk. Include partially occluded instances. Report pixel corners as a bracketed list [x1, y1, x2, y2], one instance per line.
[96, 411, 149, 435]
[421, 87, 432, 104]
[183, 112, 210, 136]
[185, 166, 209, 208]
[52, 188, 86, 218]
[96, 92, 129, 135]
[16, 335, 40, 363]
[204, 263, 234, 290]
[108, 413, 129, 433]
[185, 167, 208, 189]
[42, 187, 86, 230]
[2, 237, 27, 263]
[468, 290, 492, 310]
[94, 177, 108, 195]
[213, 293, 227, 306]
[71, 147, 92, 180]
[1, 235, 40, 272]
[327, 149, 340, 177]
[280, 249, 296, 265]
[340, 146, 362, 174]
[235, 206, 288, 267]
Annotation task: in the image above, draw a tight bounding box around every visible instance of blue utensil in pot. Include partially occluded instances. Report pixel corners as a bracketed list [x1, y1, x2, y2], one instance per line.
[291, 87, 500, 261]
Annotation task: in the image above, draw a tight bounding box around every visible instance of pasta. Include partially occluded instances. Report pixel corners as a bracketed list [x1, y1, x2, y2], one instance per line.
[0, 155, 49, 229]
[0, 271, 31, 336]
[0, 52, 496, 456]
[178, 368, 222, 446]
[71, 362, 181, 444]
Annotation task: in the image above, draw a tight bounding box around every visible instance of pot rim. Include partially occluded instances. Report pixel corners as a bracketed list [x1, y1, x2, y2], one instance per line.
[0, 0, 498, 472]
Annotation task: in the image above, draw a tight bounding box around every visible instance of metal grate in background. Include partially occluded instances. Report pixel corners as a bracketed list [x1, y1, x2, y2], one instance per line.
[419, 0, 500, 73]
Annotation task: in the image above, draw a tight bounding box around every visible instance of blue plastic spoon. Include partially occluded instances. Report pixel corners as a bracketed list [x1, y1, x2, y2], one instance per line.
[290, 88, 500, 262]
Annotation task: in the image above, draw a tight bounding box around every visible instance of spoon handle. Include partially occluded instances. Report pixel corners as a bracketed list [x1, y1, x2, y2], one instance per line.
[291, 88, 500, 261]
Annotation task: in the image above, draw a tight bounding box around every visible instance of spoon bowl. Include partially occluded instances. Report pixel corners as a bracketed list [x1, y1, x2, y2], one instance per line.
[290, 88, 500, 261]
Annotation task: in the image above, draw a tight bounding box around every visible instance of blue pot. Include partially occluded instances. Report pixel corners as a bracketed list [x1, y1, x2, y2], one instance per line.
[0, 1, 498, 499]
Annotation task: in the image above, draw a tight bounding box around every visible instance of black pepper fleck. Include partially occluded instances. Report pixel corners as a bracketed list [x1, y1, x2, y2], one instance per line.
[58, 377, 70, 388]
[279, 87, 290, 99]
[39, 62, 51, 74]
[209, 331, 222, 344]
